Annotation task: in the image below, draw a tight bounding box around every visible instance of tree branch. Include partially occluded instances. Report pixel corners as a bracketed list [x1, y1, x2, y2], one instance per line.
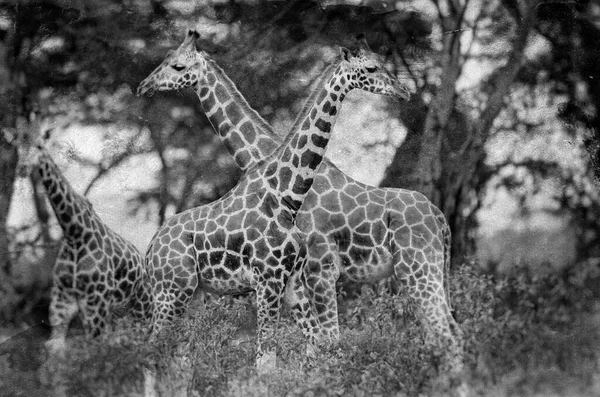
[82, 126, 146, 196]
[413, 0, 466, 200]
[474, 1, 535, 148]
[147, 125, 170, 226]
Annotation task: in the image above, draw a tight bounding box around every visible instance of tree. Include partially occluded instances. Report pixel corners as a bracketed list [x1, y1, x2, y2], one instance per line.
[0, 0, 169, 323]
[534, 0, 600, 189]
[3, 0, 595, 323]
[379, 0, 599, 260]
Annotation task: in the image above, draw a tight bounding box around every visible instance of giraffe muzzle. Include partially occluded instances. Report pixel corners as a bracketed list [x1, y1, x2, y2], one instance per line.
[395, 83, 411, 102]
[136, 83, 156, 97]
[16, 163, 30, 179]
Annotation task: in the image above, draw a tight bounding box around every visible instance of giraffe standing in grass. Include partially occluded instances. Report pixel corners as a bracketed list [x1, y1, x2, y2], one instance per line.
[14, 118, 151, 352]
[137, 29, 464, 372]
[137, 29, 409, 371]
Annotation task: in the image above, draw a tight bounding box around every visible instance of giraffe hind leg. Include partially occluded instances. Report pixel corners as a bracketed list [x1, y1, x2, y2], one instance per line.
[303, 253, 341, 343]
[393, 251, 464, 373]
[255, 279, 288, 373]
[150, 283, 196, 336]
[79, 294, 111, 338]
[285, 270, 322, 356]
[130, 274, 153, 322]
[147, 248, 198, 335]
[46, 284, 79, 355]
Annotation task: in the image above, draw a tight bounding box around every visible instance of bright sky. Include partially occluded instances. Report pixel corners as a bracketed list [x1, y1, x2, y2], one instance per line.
[8, 125, 160, 251]
[8, 93, 404, 252]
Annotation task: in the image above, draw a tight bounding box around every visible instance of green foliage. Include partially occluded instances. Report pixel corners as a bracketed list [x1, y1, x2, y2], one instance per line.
[450, 264, 600, 396]
[2, 1, 600, 394]
[39, 321, 153, 396]
[19, 261, 595, 396]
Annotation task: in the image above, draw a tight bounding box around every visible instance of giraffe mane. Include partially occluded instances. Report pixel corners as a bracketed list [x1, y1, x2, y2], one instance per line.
[202, 54, 282, 142]
[234, 52, 341, 172]
[39, 148, 97, 213]
[280, 57, 341, 148]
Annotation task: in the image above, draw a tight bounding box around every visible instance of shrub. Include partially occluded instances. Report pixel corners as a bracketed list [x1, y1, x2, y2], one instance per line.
[451, 262, 600, 396]
[29, 260, 600, 396]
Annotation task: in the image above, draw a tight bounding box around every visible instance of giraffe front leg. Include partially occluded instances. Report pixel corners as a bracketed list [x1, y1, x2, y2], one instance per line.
[255, 280, 286, 374]
[130, 273, 153, 323]
[80, 294, 111, 338]
[147, 252, 198, 336]
[285, 270, 321, 356]
[150, 285, 195, 336]
[45, 285, 79, 356]
[304, 239, 341, 344]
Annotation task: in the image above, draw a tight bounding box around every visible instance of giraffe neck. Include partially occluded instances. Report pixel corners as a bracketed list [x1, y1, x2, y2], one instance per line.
[265, 62, 348, 211]
[194, 55, 281, 172]
[36, 151, 94, 238]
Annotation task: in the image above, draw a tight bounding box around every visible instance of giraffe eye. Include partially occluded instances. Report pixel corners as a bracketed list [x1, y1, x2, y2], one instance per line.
[171, 64, 185, 72]
[365, 66, 378, 73]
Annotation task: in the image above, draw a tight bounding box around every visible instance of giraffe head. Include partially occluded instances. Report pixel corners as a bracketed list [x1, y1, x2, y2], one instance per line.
[137, 29, 205, 96]
[14, 116, 47, 178]
[337, 43, 411, 101]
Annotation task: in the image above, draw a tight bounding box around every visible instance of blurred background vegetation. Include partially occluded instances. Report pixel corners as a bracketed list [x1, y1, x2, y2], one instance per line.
[2, 1, 600, 395]
[0, 0, 599, 343]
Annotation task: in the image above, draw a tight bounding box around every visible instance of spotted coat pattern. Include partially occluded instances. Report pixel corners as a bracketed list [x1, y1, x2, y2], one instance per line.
[137, 30, 464, 372]
[19, 138, 151, 349]
[137, 29, 409, 370]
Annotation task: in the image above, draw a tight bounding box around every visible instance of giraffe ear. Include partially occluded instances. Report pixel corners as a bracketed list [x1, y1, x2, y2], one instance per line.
[339, 46, 352, 62]
[187, 29, 200, 40]
[355, 34, 371, 51]
[16, 116, 33, 146]
[1, 127, 17, 147]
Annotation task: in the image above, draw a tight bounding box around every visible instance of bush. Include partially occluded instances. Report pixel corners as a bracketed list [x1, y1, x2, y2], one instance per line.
[451, 263, 600, 396]
[18, 260, 600, 396]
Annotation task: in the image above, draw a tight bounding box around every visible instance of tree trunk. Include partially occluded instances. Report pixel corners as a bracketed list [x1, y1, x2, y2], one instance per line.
[584, 136, 600, 190]
[414, 9, 464, 203]
[379, 96, 428, 188]
[448, 2, 535, 253]
[0, 135, 19, 322]
[381, 1, 536, 263]
[0, 28, 20, 321]
[149, 126, 170, 226]
[382, 1, 470, 261]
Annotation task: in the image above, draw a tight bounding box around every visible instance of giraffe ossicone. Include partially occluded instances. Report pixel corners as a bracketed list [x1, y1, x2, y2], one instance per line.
[15, 117, 152, 353]
[137, 29, 410, 372]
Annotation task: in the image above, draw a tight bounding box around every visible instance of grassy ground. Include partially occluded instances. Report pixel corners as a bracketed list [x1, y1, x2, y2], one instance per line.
[1, 262, 599, 397]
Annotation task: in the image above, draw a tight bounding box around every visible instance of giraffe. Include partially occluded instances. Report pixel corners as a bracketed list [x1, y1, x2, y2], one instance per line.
[137, 30, 464, 372]
[15, 118, 152, 353]
[137, 29, 409, 371]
